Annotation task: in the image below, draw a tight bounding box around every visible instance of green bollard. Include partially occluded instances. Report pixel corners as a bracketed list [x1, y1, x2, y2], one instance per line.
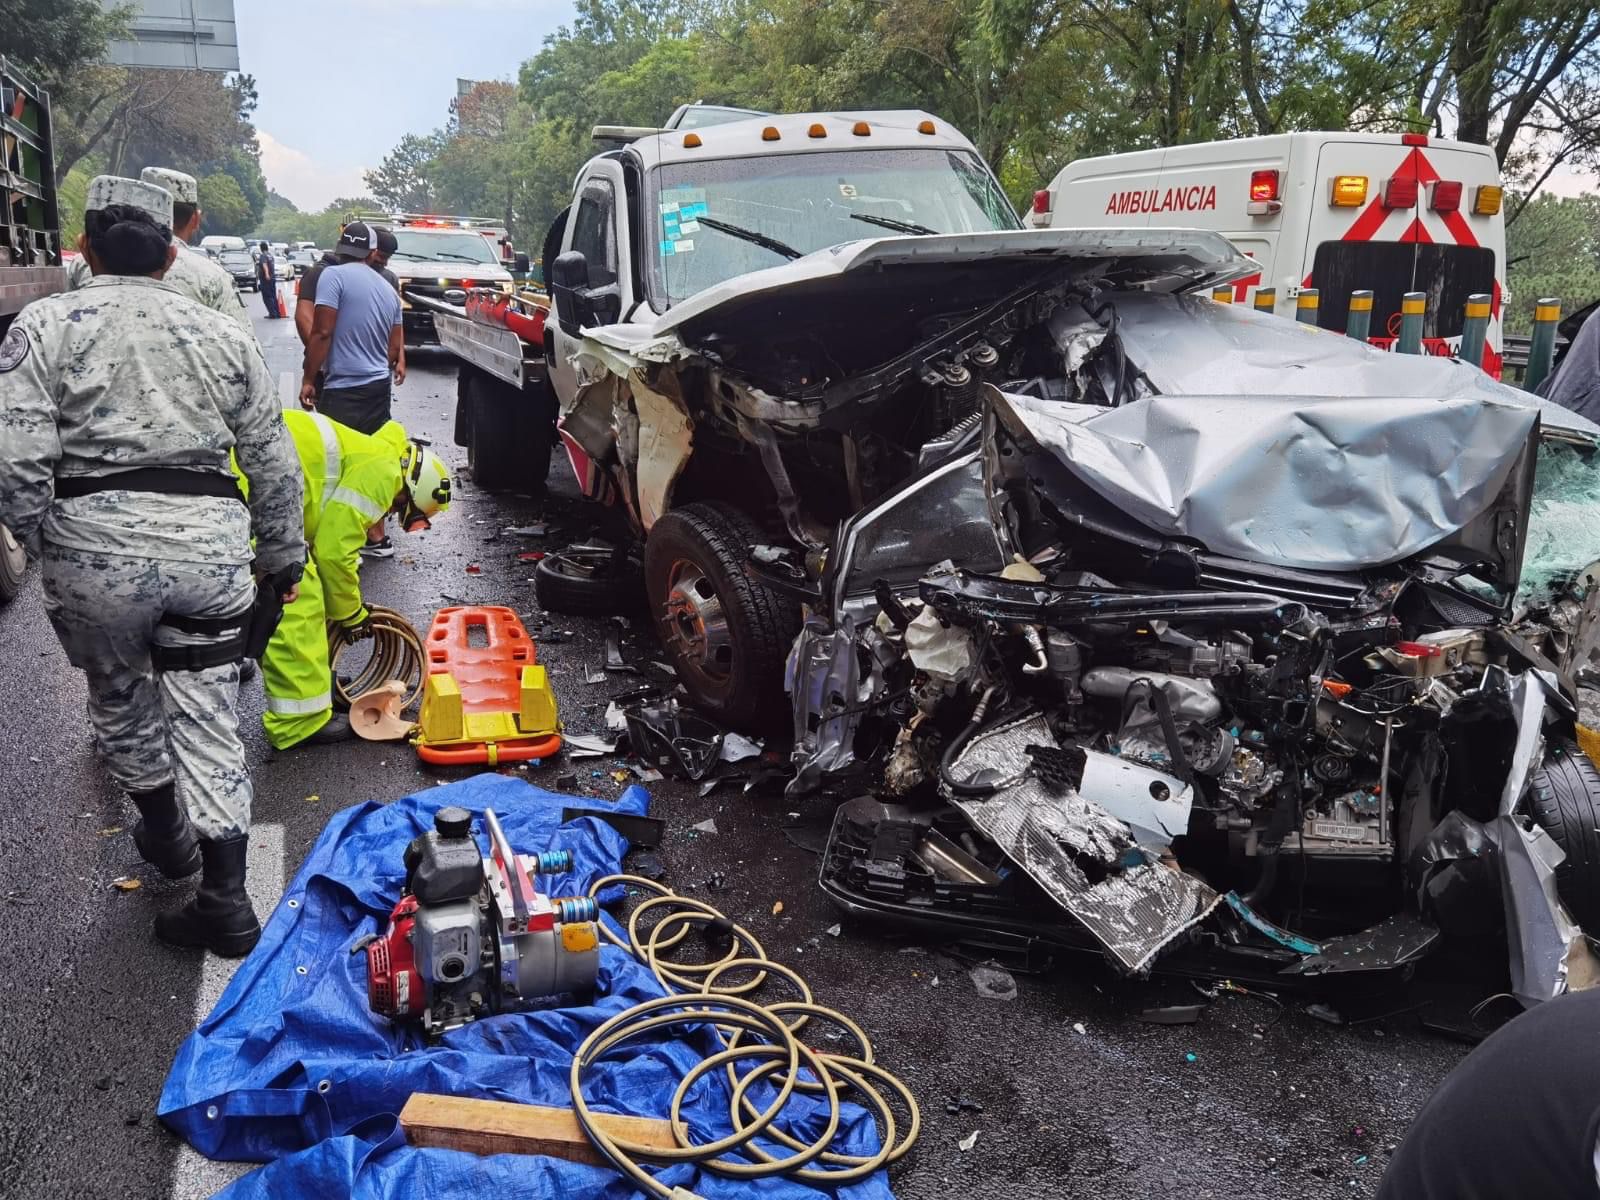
[1397, 291, 1426, 354]
[1211, 285, 1233, 304]
[1526, 298, 1561, 393]
[1253, 287, 1277, 316]
[1459, 293, 1491, 369]
[1296, 288, 1320, 325]
[1346, 289, 1373, 341]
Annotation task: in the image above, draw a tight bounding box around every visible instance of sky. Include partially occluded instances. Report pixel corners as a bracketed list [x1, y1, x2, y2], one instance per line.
[235, 0, 576, 211]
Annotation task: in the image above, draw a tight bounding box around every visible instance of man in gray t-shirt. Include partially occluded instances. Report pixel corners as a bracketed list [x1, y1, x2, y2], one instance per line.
[299, 222, 404, 436]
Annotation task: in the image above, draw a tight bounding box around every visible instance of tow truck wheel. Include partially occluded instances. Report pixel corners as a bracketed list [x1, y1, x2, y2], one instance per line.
[464, 374, 554, 494]
[0, 524, 22, 603]
[643, 502, 800, 731]
[1530, 739, 1600, 930]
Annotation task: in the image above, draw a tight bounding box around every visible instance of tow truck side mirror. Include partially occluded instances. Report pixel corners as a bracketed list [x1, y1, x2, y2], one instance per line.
[513, 251, 530, 274]
[551, 250, 591, 335]
[551, 251, 622, 332]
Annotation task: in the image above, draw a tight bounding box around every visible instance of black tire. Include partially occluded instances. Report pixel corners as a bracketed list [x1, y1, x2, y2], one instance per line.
[0, 524, 24, 603]
[466, 374, 555, 494]
[643, 502, 801, 730]
[1531, 739, 1600, 930]
[533, 547, 642, 616]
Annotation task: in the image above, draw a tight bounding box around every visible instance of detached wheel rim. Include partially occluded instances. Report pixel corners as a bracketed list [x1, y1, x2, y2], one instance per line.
[663, 559, 733, 684]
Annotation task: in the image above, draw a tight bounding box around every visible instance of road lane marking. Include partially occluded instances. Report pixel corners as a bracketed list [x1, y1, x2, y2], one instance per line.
[168, 821, 285, 1200]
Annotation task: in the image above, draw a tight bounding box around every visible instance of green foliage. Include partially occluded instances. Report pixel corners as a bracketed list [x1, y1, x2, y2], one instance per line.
[361, 0, 1599, 263]
[197, 173, 251, 236]
[57, 162, 94, 247]
[0, 0, 127, 82]
[1505, 192, 1600, 333]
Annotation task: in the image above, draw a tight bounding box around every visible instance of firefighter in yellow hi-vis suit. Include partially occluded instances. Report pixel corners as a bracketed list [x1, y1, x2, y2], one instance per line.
[262, 410, 450, 748]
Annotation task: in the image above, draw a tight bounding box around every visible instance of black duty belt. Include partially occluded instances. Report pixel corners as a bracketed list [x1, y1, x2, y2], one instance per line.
[56, 467, 244, 503]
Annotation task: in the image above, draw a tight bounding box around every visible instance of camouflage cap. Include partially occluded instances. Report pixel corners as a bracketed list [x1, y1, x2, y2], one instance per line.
[139, 166, 199, 206]
[86, 175, 173, 229]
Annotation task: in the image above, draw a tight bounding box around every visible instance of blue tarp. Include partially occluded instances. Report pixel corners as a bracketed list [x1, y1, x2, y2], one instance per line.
[158, 774, 894, 1199]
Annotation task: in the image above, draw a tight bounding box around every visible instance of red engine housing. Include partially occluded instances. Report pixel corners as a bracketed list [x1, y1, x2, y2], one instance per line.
[366, 895, 424, 1019]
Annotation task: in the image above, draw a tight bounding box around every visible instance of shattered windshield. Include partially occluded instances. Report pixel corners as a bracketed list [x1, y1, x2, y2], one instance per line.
[1520, 438, 1600, 608]
[646, 147, 1019, 308]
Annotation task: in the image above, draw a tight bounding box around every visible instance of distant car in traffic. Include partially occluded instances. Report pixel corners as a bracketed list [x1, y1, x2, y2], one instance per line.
[216, 242, 257, 290]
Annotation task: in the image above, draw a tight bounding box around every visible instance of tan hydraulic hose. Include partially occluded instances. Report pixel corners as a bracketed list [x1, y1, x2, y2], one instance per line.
[572, 874, 921, 1198]
[328, 605, 425, 710]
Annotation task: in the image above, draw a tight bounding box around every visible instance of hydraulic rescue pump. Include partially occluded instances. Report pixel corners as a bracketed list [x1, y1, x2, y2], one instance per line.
[366, 806, 600, 1034]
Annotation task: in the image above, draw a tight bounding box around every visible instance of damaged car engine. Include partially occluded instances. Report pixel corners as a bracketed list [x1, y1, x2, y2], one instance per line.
[791, 290, 1600, 996]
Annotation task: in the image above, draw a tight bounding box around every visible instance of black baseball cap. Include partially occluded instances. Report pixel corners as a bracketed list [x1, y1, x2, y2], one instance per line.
[335, 221, 377, 260]
[375, 227, 398, 255]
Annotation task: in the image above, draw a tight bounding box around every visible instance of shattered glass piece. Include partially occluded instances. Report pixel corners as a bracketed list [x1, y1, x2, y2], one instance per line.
[950, 713, 1221, 973]
[1223, 892, 1323, 957]
[691, 818, 719, 835]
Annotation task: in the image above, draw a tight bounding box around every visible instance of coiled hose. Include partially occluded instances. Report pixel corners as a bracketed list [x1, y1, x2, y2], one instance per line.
[573, 874, 921, 1197]
[327, 605, 425, 710]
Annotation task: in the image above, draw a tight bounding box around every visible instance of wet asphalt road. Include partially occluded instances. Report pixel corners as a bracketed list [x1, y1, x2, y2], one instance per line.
[0, 303, 1475, 1199]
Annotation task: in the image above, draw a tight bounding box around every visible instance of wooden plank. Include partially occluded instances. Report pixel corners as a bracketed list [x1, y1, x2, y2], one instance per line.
[399, 1092, 680, 1167]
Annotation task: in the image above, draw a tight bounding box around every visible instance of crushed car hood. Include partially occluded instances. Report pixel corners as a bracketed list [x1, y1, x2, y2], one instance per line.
[586, 229, 1257, 373]
[993, 387, 1540, 573]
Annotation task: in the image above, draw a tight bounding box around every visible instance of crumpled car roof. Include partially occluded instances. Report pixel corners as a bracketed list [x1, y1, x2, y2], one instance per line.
[1113, 291, 1600, 439]
[996, 388, 1540, 572]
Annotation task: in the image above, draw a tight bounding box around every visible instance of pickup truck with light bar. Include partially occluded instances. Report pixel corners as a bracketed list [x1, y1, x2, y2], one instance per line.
[370, 216, 519, 346]
[1028, 132, 1508, 374]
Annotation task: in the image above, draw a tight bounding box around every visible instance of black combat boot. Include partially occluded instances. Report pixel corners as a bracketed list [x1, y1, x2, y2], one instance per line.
[128, 782, 201, 879]
[154, 835, 261, 958]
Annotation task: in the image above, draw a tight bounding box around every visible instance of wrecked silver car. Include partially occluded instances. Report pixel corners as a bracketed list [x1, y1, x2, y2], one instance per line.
[795, 292, 1600, 1004]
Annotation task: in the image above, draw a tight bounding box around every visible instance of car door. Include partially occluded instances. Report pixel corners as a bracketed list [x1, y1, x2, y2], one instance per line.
[547, 159, 631, 409]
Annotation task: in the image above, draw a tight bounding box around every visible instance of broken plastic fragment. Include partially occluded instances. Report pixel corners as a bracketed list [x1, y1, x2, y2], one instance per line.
[720, 732, 762, 763]
[958, 1130, 980, 1152]
[771, 900, 784, 916]
[691, 818, 719, 835]
[604, 702, 628, 733]
[969, 962, 1017, 1001]
[111, 877, 141, 891]
[565, 733, 617, 758]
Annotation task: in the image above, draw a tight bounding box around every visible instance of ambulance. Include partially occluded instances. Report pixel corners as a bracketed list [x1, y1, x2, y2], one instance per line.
[1027, 132, 1507, 374]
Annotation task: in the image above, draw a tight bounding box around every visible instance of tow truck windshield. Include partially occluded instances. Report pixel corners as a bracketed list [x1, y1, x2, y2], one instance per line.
[645, 146, 1019, 308]
[389, 229, 499, 265]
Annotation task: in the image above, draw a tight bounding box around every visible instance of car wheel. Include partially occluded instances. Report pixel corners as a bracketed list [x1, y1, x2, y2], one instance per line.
[643, 502, 801, 730]
[533, 546, 642, 616]
[0, 524, 25, 603]
[1531, 738, 1600, 929]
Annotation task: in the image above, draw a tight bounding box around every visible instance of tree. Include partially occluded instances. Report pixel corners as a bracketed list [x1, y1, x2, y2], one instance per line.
[365, 134, 444, 211]
[197, 173, 251, 236]
[0, 0, 126, 82]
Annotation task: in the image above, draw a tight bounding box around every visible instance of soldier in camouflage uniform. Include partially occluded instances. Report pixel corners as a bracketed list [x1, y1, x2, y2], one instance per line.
[0, 176, 303, 957]
[65, 166, 253, 337]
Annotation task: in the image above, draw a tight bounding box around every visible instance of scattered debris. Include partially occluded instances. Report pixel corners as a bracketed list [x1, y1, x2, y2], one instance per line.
[516, 552, 545, 562]
[603, 702, 628, 733]
[110, 877, 141, 891]
[771, 901, 784, 916]
[629, 764, 665, 783]
[603, 635, 631, 673]
[968, 962, 1017, 1001]
[628, 852, 667, 881]
[623, 698, 723, 780]
[464, 564, 482, 575]
[691, 818, 719, 836]
[1138, 1003, 1205, 1026]
[719, 732, 763, 763]
[945, 1093, 985, 1115]
[99, 826, 123, 837]
[825, 923, 841, 937]
[305, 793, 321, 804]
[706, 871, 729, 892]
[504, 524, 548, 537]
[698, 774, 746, 799]
[1071, 1022, 1086, 1035]
[1183, 1052, 1198, 1064]
[958, 1130, 980, 1152]
[563, 733, 617, 758]
[584, 663, 607, 685]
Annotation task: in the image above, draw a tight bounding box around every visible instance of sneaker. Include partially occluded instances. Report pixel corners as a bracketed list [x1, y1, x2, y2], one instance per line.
[360, 537, 395, 560]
